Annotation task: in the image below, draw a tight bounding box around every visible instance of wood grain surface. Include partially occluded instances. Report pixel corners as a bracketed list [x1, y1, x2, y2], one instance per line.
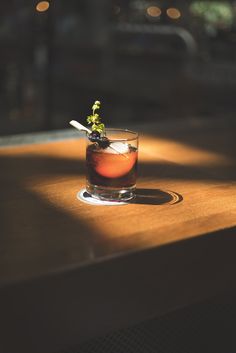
[0, 120, 236, 284]
[0, 119, 236, 353]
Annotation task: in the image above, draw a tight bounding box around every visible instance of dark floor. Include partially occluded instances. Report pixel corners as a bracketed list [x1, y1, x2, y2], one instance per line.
[63, 291, 236, 353]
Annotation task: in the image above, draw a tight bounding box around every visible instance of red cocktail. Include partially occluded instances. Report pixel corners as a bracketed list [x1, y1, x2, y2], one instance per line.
[86, 129, 138, 201]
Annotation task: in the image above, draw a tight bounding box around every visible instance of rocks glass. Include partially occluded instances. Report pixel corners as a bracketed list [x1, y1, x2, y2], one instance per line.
[86, 128, 138, 202]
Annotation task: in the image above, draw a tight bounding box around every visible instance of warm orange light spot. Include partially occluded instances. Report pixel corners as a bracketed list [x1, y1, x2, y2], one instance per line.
[36, 1, 50, 12]
[92, 150, 137, 178]
[166, 7, 181, 19]
[139, 135, 234, 167]
[147, 6, 162, 17]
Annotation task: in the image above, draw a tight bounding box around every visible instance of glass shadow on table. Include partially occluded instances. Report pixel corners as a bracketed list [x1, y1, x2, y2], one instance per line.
[132, 188, 183, 205]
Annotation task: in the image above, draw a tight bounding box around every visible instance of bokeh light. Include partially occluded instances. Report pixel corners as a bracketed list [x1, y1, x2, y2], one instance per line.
[147, 6, 162, 17]
[36, 1, 50, 13]
[166, 7, 181, 19]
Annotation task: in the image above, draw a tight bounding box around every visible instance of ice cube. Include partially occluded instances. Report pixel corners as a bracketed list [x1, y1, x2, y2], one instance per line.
[105, 142, 129, 154]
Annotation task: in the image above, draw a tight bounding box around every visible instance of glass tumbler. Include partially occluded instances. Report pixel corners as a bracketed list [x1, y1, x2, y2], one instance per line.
[86, 128, 138, 201]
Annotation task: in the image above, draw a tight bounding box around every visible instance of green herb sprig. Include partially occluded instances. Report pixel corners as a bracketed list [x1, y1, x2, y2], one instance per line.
[86, 100, 105, 134]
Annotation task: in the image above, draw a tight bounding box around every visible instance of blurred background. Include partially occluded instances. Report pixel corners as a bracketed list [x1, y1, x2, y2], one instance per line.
[1, 0, 236, 135]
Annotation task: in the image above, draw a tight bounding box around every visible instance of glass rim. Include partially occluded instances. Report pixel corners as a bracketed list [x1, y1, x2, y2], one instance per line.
[87, 128, 138, 142]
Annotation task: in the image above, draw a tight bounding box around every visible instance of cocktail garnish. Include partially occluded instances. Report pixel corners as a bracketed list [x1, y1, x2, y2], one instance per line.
[69, 101, 129, 158]
[86, 100, 112, 149]
[86, 100, 105, 135]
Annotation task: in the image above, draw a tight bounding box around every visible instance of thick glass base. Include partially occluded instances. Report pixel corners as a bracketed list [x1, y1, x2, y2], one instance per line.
[86, 183, 136, 202]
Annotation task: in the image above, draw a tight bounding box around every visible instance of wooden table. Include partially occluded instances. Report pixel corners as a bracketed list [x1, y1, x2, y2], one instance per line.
[1, 118, 236, 353]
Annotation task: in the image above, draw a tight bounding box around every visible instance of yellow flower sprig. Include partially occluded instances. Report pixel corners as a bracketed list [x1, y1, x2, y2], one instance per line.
[86, 100, 105, 134]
